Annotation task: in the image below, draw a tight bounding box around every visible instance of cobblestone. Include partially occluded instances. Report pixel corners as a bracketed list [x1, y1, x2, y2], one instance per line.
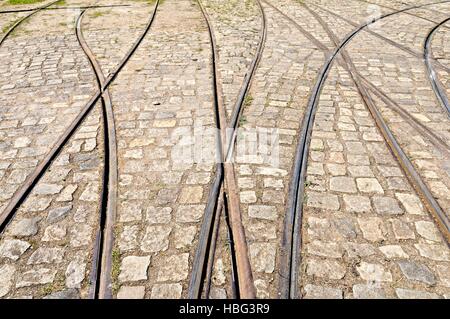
[395, 288, 441, 299]
[379, 245, 408, 259]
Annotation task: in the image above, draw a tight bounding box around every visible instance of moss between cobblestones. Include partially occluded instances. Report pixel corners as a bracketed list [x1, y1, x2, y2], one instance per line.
[8, 0, 44, 5]
[9, 16, 31, 37]
[287, 97, 294, 108]
[111, 246, 121, 295]
[255, 189, 263, 202]
[28, 238, 39, 250]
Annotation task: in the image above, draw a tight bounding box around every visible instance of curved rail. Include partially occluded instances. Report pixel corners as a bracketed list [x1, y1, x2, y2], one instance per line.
[202, 191, 225, 298]
[424, 17, 450, 116]
[308, 2, 450, 117]
[189, 0, 267, 299]
[299, 2, 450, 155]
[279, 0, 450, 299]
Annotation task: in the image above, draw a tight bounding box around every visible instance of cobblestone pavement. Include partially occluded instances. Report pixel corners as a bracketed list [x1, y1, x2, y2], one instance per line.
[108, 0, 216, 299]
[0, 0, 449, 299]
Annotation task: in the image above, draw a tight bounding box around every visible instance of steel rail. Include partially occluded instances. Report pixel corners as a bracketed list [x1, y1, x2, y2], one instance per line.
[224, 0, 267, 163]
[0, 0, 160, 257]
[220, 1, 268, 297]
[0, 4, 131, 14]
[189, 0, 252, 299]
[75, 6, 121, 299]
[424, 17, 450, 116]
[276, 0, 450, 299]
[188, 0, 227, 298]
